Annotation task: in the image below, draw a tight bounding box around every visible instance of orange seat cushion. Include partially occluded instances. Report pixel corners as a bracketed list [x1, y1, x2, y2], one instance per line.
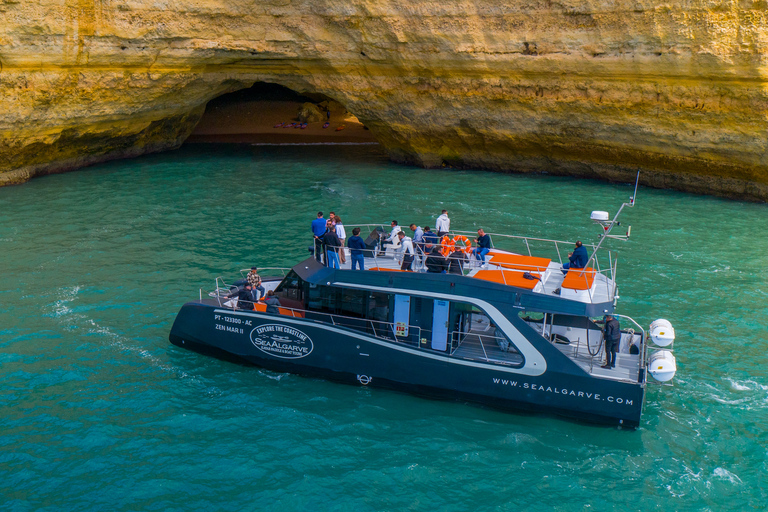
[488, 252, 551, 273]
[562, 267, 596, 291]
[369, 267, 404, 272]
[474, 269, 540, 290]
[254, 301, 305, 317]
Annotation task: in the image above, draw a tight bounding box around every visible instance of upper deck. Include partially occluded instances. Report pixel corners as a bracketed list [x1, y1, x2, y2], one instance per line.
[331, 225, 619, 308]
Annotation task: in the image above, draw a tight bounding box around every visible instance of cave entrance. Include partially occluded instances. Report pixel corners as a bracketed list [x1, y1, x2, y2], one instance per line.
[186, 82, 377, 144]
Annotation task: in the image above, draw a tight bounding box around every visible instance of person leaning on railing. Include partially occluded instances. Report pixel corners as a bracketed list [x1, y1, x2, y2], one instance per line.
[227, 282, 256, 310]
[396, 231, 415, 271]
[311, 211, 327, 263]
[425, 243, 449, 273]
[322, 219, 342, 269]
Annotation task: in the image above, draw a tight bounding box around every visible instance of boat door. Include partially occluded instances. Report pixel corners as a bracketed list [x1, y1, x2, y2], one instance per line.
[431, 300, 450, 351]
[394, 294, 411, 338]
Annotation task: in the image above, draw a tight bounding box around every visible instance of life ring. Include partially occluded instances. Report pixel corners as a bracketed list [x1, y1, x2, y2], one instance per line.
[440, 235, 455, 257]
[452, 235, 472, 254]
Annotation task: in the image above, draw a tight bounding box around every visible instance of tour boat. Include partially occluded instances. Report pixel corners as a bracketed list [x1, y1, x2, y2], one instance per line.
[169, 183, 677, 427]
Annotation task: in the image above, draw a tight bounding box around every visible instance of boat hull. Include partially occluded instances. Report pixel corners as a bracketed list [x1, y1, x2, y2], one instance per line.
[170, 302, 645, 427]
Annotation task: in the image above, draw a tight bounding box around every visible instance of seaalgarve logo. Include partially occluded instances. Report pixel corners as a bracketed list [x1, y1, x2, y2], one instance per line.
[250, 324, 314, 359]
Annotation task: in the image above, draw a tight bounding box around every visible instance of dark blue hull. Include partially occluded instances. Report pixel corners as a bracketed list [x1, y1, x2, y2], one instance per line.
[169, 302, 645, 427]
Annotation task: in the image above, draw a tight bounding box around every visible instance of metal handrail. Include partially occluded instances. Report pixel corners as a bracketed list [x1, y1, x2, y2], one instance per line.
[612, 314, 647, 382]
[213, 295, 424, 346]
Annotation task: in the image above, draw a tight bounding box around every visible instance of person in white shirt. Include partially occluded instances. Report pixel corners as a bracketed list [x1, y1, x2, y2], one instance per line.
[335, 216, 347, 263]
[396, 231, 415, 271]
[382, 220, 402, 252]
[436, 210, 450, 236]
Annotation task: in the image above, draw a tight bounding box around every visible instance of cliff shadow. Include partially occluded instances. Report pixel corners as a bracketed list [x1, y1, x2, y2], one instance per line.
[186, 82, 377, 145]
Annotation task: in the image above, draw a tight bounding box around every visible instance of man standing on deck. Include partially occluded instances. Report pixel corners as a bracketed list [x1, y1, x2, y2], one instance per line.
[322, 220, 342, 269]
[396, 231, 415, 271]
[347, 227, 366, 270]
[599, 314, 621, 369]
[436, 210, 451, 237]
[311, 212, 327, 263]
[410, 224, 424, 265]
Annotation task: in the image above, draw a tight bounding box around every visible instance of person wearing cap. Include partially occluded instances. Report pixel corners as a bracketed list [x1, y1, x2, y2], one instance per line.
[246, 268, 265, 299]
[598, 314, 621, 369]
[227, 283, 255, 310]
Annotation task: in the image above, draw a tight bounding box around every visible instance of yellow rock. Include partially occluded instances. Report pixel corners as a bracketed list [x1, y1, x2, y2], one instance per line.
[1, 0, 768, 200]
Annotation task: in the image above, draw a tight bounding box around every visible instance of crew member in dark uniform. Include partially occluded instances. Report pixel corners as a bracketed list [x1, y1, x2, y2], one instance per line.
[599, 314, 621, 369]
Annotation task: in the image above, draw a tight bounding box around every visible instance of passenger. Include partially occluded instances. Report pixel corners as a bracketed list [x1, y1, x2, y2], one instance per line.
[409, 224, 424, 245]
[335, 216, 347, 263]
[246, 267, 266, 299]
[396, 231, 415, 271]
[410, 224, 425, 265]
[448, 248, 467, 275]
[472, 228, 492, 267]
[263, 289, 281, 315]
[347, 227, 366, 270]
[425, 244, 449, 273]
[322, 220, 342, 269]
[436, 209, 451, 237]
[597, 314, 621, 369]
[311, 211, 327, 263]
[562, 240, 589, 274]
[227, 283, 255, 310]
[329, 211, 337, 226]
[382, 220, 402, 252]
[422, 226, 439, 246]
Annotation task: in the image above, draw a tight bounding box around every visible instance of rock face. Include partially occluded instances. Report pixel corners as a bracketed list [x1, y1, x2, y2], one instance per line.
[2, 0, 768, 200]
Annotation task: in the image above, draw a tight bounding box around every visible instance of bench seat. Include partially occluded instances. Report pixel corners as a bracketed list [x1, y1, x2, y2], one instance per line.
[561, 267, 596, 291]
[487, 251, 552, 273]
[473, 269, 541, 290]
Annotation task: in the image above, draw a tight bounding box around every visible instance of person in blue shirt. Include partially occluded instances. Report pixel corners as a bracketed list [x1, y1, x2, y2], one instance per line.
[347, 227, 367, 270]
[562, 240, 589, 274]
[311, 211, 327, 263]
[422, 226, 439, 246]
[471, 228, 492, 265]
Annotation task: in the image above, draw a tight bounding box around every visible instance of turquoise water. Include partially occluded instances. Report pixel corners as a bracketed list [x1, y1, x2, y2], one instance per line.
[1, 144, 767, 511]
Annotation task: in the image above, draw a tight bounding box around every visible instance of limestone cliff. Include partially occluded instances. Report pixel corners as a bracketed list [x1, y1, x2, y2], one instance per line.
[2, 0, 768, 200]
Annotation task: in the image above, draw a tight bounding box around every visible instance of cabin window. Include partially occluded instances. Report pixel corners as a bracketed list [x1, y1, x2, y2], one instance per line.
[307, 284, 336, 313]
[366, 292, 391, 323]
[338, 288, 367, 318]
[274, 270, 303, 302]
[446, 303, 523, 365]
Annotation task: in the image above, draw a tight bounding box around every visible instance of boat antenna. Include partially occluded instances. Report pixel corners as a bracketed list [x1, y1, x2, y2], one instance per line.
[584, 172, 640, 269]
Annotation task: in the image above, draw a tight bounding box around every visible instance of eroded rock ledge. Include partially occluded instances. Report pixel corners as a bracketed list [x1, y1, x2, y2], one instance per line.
[2, 0, 768, 200]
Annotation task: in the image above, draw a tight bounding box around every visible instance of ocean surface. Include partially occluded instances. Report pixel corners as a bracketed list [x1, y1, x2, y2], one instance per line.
[1, 144, 767, 511]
